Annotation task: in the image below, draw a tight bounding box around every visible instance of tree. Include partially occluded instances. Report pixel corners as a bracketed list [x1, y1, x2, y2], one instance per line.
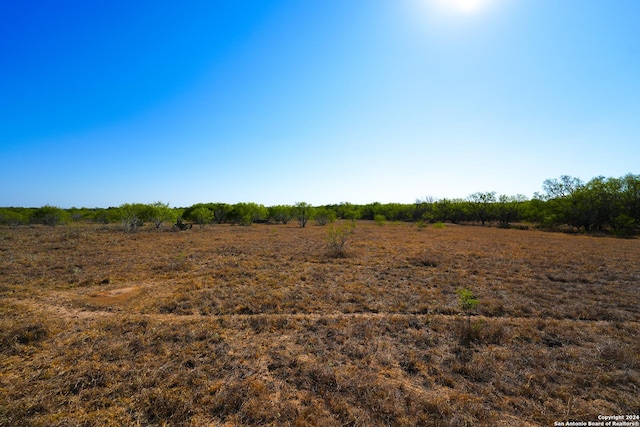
[248, 203, 269, 224]
[622, 175, 640, 218]
[414, 197, 436, 222]
[269, 205, 294, 224]
[334, 202, 360, 222]
[229, 203, 267, 226]
[327, 221, 356, 257]
[32, 205, 69, 226]
[117, 203, 149, 232]
[189, 206, 213, 228]
[294, 202, 314, 228]
[0, 208, 30, 226]
[468, 192, 496, 226]
[541, 175, 584, 200]
[314, 207, 336, 226]
[496, 194, 527, 227]
[148, 201, 175, 229]
[211, 203, 231, 224]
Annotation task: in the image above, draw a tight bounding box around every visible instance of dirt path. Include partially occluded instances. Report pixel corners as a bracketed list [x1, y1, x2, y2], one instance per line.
[9, 289, 638, 329]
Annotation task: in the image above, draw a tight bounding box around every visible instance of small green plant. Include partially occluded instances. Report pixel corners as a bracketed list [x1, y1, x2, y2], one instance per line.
[457, 288, 479, 320]
[433, 222, 446, 229]
[415, 220, 427, 230]
[456, 287, 480, 344]
[374, 214, 386, 226]
[169, 251, 190, 271]
[327, 221, 355, 257]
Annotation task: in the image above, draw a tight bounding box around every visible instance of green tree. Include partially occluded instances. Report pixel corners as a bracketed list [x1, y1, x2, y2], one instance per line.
[148, 201, 176, 229]
[117, 203, 149, 232]
[0, 208, 30, 226]
[496, 194, 527, 227]
[269, 205, 294, 224]
[211, 203, 231, 224]
[327, 221, 356, 257]
[189, 206, 213, 228]
[334, 202, 360, 222]
[294, 202, 314, 228]
[314, 207, 336, 226]
[229, 203, 267, 226]
[541, 175, 584, 199]
[32, 205, 69, 226]
[468, 192, 496, 226]
[620, 174, 640, 233]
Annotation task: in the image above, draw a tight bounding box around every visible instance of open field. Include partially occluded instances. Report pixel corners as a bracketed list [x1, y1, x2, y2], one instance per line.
[1, 222, 639, 426]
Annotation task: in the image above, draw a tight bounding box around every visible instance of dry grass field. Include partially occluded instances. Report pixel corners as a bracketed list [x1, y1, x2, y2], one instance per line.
[1, 221, 638, 426]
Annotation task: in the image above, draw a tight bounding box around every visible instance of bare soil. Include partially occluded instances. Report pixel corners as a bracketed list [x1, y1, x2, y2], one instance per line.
[1, 222, 638, 426]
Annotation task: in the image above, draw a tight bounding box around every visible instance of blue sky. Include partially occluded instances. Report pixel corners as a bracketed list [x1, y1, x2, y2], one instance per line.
[1, 0, 639, 208]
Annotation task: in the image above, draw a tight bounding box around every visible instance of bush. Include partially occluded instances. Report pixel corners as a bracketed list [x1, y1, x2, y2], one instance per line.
[314, 207, 336, 226]
[32, 205, 69, 226]
[294, 202, 314, 228]
[117, 203, 150, 232]
[327, 221, 355, 257]
[189, 206, 213, 228]
[456, 288, 480, 344]
[148, 201, 176, 229]
[269, 205, 293, 224]
[0, 208, 29, 226]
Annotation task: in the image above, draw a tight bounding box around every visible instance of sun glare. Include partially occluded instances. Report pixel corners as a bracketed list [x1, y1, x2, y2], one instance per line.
[433, 0, 492, 14]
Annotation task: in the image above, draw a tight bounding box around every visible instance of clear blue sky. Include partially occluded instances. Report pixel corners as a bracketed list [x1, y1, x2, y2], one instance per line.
[1, 0, 639, 208]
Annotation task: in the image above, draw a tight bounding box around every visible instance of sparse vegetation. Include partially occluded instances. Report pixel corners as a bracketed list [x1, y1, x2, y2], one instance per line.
[1, 171, 639, 425]
[2, 221, 636, 426]
[456, 287, 481, 344]
[326, 220, 355, 257]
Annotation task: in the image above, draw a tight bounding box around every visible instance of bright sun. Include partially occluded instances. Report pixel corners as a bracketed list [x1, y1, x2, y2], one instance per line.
[433, 0, 491, 14]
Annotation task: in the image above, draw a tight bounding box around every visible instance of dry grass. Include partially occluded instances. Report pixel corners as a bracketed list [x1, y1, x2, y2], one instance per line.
[1, 222, 639, 426]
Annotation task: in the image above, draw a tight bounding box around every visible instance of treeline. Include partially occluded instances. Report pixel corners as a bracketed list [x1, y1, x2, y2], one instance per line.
[1, 174, 638, 236]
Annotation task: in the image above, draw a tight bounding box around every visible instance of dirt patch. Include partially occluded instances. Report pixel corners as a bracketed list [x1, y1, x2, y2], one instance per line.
[87, 286, 141, 300]
[72, 286, 145, 311]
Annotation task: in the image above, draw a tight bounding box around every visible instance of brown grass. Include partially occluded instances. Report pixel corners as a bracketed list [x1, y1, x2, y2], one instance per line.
[1, 222, 638, 426]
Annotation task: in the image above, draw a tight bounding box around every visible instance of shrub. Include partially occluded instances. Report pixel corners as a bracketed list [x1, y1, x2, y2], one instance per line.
[374, 214, 386, 226]
[456, 288, 480, 344]
[117, 203, 157, 232]
[148, 201, 176, 229]
[269, 205, 293, 224]
[314, 207, 336, 226]
[294, 202, 314, 228]
[32, 205, 69, 226]
[327, 221, 355, 257]
[189, 206, 213, 228]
